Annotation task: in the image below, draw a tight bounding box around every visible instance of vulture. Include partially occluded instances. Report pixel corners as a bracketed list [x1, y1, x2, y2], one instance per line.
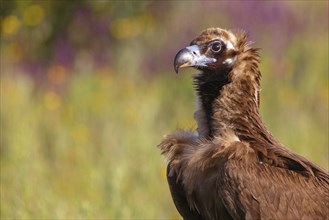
[158, 27, 329, 220]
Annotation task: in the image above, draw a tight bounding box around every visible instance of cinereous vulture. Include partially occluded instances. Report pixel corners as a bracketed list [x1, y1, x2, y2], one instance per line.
[158, 28, 329, 220]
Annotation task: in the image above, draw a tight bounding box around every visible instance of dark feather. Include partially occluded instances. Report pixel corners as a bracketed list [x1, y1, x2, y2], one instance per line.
[158, 28, 329, 220]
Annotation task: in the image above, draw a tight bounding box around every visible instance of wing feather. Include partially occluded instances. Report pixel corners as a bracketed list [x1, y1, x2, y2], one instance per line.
[218, 152, 329, 219]
[166, 163, 204, 220]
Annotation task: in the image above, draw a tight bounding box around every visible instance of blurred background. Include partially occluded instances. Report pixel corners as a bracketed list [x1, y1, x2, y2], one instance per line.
[1, 1, 328, 219]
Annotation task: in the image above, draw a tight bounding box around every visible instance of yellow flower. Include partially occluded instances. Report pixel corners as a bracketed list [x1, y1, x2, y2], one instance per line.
[2, 15, 20, 35]
[23, 5, 44, 26]
[44, 91, 61, 110]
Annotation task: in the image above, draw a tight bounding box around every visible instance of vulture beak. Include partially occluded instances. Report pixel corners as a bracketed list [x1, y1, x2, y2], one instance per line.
[174, 45, 216, 73]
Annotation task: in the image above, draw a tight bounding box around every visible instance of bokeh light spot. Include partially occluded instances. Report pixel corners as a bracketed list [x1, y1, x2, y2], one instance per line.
[111, 18, 135, 39]
[72, 124, 90, 144]
[2, 15, 20, 35]
[23, 5, 44, 26]
[5, 42, 22, 63]
[47, 65, 67, 85]
[44, 91, 61, 110]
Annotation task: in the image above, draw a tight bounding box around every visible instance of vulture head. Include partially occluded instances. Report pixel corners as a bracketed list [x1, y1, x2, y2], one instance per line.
[174, 28, 261, 138]
[174, 28, 239, 73]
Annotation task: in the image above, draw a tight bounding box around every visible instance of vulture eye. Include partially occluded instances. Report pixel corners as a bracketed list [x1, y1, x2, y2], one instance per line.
[210, 41, 222, 53]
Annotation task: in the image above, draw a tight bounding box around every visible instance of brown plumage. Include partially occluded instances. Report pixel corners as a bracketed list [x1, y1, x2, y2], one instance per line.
[158, 28, 329, 220]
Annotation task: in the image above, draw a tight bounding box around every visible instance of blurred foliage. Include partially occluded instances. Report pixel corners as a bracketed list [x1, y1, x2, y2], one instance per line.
[1, 0, 328, 219]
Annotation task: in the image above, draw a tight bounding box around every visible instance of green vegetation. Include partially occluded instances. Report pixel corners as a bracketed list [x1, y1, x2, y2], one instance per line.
[1, 64, 328, 218]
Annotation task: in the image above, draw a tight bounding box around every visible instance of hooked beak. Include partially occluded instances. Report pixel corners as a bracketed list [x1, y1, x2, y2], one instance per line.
[174, 45, 216, 73]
